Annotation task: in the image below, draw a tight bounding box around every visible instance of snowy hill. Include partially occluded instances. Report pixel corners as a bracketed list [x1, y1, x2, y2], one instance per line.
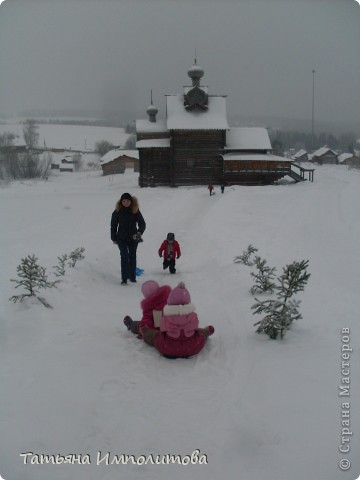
[0, 123, 129, 151]
[1, 166, 359, 480]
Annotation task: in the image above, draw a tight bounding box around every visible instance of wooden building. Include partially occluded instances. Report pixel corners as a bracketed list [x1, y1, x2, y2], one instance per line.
[311, 146, 338, 165]
[136, 62, 295, 186]
[100, 149, 139, 176]
[343, 155, 360, 168]
[293, 149, 308, 162]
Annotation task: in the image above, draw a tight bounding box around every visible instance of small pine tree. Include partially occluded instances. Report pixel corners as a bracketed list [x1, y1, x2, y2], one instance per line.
[250, 256, 277, 294]
[252, 260, 310, 339]
[53, 254, 68, 277]
[9, 254, 57, 306]
[68, 247, 85, 268]
[234, 244, 258, 266]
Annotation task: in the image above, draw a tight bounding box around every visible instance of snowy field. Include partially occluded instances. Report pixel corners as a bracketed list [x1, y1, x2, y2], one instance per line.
[1, 166, 359, 480]
[0, 122, 129, 150]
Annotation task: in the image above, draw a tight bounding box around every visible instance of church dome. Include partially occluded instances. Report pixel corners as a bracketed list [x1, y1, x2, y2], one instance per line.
[146, 103, 158, 116]
[188, 63, 204, 82]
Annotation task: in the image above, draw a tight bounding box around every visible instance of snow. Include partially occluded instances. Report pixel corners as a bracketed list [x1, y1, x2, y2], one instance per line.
[166, 94, 229, 130]
[0, 123, 129, 151]
[135, 119, 168, 133]
[225, 127, 272, 150]
[136, 138, 171, 148]
[223, 153, 288, 162]
[100, 149, 139, 165]
[1, 165, 360, 480]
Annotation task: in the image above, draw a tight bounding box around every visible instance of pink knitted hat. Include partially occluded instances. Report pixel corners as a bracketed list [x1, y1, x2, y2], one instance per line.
[167, 282, 191, 305]
[141, 280, 160, 298]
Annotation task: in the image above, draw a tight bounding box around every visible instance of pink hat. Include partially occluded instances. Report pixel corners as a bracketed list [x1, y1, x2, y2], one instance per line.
[167, 282, 191, 305]
[141, 280, 160, 298]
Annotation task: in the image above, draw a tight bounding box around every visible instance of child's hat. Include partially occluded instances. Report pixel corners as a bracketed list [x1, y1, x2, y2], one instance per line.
[167, 232, 175, 241]
[141, 280, 160, 298]
[167, 282, 191, 305]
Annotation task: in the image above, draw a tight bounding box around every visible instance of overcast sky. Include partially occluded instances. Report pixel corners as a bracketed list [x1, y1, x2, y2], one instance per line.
[0, 0, 359, 130]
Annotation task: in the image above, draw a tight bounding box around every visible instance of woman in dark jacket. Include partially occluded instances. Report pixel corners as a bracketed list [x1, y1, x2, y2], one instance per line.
[111, 193, 146, 285]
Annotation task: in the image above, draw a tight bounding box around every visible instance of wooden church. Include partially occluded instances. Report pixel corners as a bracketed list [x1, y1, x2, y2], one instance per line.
[136, 61, 293, 187]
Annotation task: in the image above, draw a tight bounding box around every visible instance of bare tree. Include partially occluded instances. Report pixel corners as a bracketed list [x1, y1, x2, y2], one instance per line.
[23, 119, 39, 150]
[95, 140, 114, 157]
[72, 152, 82, 171]
[0, 132, 19, 180]
[124, 134, 136, 149]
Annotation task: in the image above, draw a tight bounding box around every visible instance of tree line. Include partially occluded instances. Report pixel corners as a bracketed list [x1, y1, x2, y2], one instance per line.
[269, 129, 358, 156]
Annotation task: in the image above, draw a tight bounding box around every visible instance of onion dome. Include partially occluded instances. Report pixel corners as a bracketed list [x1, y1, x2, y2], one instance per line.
[188, 61, 204, 86]
[147, 91, 158, 122]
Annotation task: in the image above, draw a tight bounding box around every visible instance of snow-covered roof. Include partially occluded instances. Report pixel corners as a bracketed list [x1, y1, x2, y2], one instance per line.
[100, 149, 139, 165]
[136, 119, 168, 133]
[294, 149, 307, 158]
[223, 153, 291, 162]
[338, 153, 354, 163]
[225, 127, 272, 150]
[166, 94, 229, 130]
[136, 138, 171, 149]
[312, 146, 337, 157]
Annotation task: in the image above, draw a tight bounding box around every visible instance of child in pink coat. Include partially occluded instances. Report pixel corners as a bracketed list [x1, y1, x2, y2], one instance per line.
[124, 280, 171, 336]
[140, 282, 214, 358]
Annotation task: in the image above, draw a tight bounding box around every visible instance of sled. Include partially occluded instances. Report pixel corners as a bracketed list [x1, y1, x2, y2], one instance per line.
[136, 267, 144, 276]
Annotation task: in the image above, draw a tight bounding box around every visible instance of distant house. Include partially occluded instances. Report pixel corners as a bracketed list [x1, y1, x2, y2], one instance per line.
[100, 149, 139, 176]
[311, 146, 338, 165]
[343, 155, 360, 168]
[338, 153, 354, 164]
[293, 149, 308, 162]
[51, 153, 71, 170]
[59, 156, 75, 172]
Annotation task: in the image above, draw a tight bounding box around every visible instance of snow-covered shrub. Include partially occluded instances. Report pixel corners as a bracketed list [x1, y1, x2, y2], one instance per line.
[9, 255, 58, 307]
[234, 244, 258, 266]
[10, 247, 86, 309]
[250, 256, 277, 294]
[53, 254, 68, 277]
[252, 260, 310, 339]
[68, 247, 85, 268]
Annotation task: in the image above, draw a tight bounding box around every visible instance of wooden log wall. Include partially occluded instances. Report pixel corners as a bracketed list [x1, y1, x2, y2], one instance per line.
[171, 130, 225, 185]
[223, 159, 292, 185]
[137, 132, 170, 141]
[138, 148, 171, 187]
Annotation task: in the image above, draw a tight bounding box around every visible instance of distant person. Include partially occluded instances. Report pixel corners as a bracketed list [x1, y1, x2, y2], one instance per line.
[158, 232, 181, 274]
[208, 184, 214, 196]
[111, 192, 146, 285]
[220, 184, 225, 194]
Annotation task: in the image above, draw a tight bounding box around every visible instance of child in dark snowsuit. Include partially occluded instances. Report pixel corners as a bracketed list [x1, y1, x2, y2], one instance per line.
[158, 233, 181, 274]
[124, 280, 171, 336]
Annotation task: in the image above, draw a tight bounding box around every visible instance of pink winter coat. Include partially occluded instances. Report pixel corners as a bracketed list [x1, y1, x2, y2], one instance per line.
[140, 285, 171, 330]
[156, 303, 206, 358]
